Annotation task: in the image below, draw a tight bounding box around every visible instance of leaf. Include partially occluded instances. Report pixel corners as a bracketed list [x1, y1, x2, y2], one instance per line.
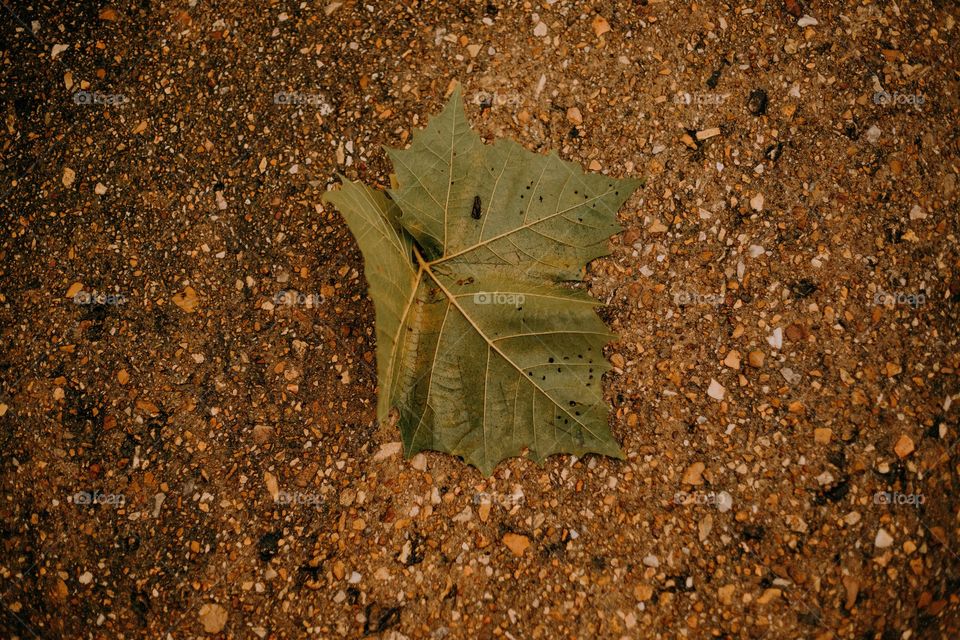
[323, 86, 642, 475]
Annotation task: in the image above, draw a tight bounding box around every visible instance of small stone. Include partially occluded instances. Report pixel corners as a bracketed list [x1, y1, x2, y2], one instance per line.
[634, 584, 654, 601]
[94, 182, 107, 195]
[466, 44, 481, 58]
[478, 500, 491, 523]
[642, 554, 659, 568]
[252, 425, 273, 444]
[592, 16, 611, 37]
[757, 588, 782, 604]
[814, 428, 832, 444]
[767, 327, 783, 349]
[610, 353, 625, 368]
[894, 435, 915, 459]
[502, 533, 530, 557]
[718, 584, 736, 605]
[66, 282, 84, 299]
[533, 21, 548, 37]
[842, 576, 859, 610]
[51, 44, 69, 59]
[263, 471, 279, 502]
[198, 604, 228, 634]
[588, 160, 602, 171]
[682, 462, 705, 485]
[716, 491, 733, 513]
[797, 15, 819, 27]
[695, 127, 721, 141]
[865, 125, 882, 143]
[172, 286, 199, 313]
[750, 193, 764, 211]
[707, 379, 725, 401]
[748, 244, 765, 258]
[116, 369, 129, 385]
[373, 442, 402, 460]
[780, 367, 801, 385]
[747, 89, 768, 116]
[783, 0, 803, 17]
[648, 219, 668, 233]
[786, 515, 808, 533]
[723, 350, 741, 369]
[62, 167, 76, 188]
[0, 404, 7, 417]
[78, 571, 93, 585]
[410, 453, 427, 471]
[99, 7, 118, 20]
[875, 528, 894, 548]
[747, 350, 765, 368]
[698, 514, 713, 541]
[566, 107, 583, 125]
[885, 362, 902, 377]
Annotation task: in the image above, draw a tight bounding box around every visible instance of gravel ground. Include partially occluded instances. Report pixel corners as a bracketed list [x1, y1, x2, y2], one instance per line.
[2, 0, 959, 638]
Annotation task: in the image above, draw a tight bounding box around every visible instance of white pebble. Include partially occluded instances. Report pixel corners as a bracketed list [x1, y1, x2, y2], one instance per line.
[874, 528, 894, 548]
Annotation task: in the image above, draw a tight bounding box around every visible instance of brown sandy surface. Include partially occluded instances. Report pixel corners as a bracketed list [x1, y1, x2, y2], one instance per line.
[1, 0, 959, 638]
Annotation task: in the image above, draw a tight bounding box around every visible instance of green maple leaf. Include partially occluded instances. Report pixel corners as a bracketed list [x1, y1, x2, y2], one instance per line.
[323, 86, 641, 475]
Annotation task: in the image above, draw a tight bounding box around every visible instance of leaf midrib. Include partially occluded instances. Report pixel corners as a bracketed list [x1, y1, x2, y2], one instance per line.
[414, 247, 606, 443]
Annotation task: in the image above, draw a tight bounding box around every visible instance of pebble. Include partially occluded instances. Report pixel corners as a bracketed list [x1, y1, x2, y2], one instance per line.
[894, 435, 915, 459]
[767, 328, 783, 349]
[707, 379, 726, 401]
[533, 21, 548, 37]
[62, 167, 76, 188]
[373, 442, 402, 460]
[716, 491, 733, 513]
[875, 528, 894, 549]
[263, 471, 279, 501]
[172, 286, 199, 313]
[747, 89, 768, 116]
[696, 127, 721, 141]
[797, 15, 819, 27]
[592, 16, 611, 37]
[634, 584, 654, 601]
[252, 425, 274, 444]
[642, 555, 659, 568]
[865, 125, 882, 143]
[747, 350, 765, 368]
[723, 351, 741, 369]
[757, 588, 782, 604]
[198, 604, 228, 634]
[502, 533, 530, 557]
[750, 193, 764, 212]
[78, 571, 93, 585]
[780, 368, 801, 385]
[682, 462, 705, 485]
[566, 107, 583, 125]
[814, 428, 832, 444]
